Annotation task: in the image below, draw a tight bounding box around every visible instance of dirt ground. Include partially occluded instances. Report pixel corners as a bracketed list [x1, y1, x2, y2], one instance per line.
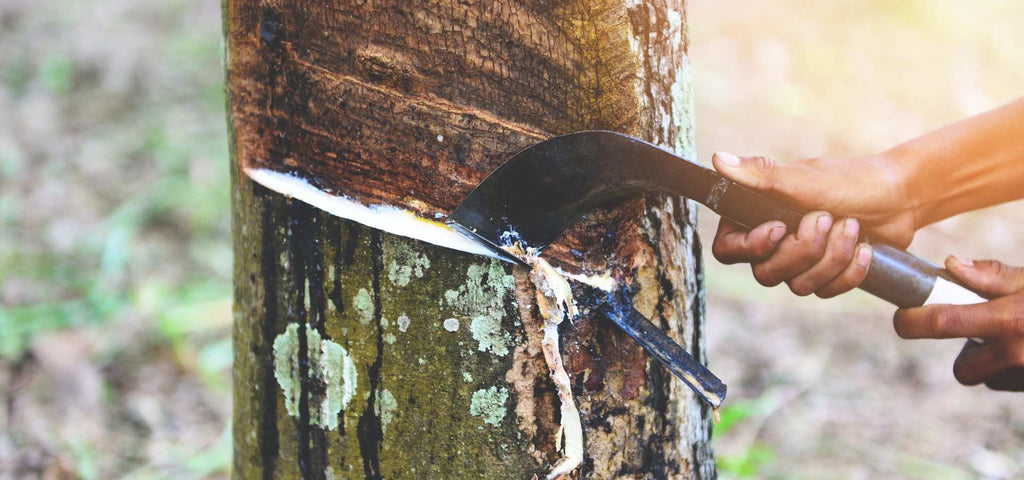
[1, 0, 1021, 478]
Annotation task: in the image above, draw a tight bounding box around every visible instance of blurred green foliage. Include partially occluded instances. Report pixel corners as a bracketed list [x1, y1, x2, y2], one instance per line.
[717, 444, 776, 479]
[0, 0, 233, 476]
[714, 397, 777, 478]
[0, 0, 231, 358]
[40, 54, 76, 95]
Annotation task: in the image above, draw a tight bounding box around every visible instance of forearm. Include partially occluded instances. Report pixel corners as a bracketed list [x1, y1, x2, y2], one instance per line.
[887, 97, 1024, 228]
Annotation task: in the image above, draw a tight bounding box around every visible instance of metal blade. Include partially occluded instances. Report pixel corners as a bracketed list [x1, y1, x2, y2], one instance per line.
[447, 130, 721, 253]
[447, 131, 728, 408]
[601, 290, 726, 408]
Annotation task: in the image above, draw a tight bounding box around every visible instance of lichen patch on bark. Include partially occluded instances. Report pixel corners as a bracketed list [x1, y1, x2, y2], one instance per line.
[272, 323, 357, 431]
[442, 318, 460, 332]
[353, 287, 374, 325]
[443, 259, 517, 356]
[375, 389, 398, 433]
[384, 237, 430, 287]
[671, 57, 697, 158]
[469, 386, 509, 426]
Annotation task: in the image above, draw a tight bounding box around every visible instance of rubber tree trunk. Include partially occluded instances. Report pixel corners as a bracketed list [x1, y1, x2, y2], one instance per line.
[225, 0, 714, 478]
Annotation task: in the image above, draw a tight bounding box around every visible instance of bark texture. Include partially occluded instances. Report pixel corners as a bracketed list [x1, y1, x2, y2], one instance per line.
[226, 0, 714, 478]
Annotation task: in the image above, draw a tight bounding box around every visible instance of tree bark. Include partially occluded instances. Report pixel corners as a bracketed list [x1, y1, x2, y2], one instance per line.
[225, 0, 714, 478]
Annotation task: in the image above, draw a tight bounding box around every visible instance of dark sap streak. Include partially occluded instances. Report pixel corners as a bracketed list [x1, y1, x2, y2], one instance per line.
[307, 211, 331, 473]
[289, 200, 328, 480]
[287, 200, 314, 480]
[356, 229, 386, 479]
[257, 185, 280, 480]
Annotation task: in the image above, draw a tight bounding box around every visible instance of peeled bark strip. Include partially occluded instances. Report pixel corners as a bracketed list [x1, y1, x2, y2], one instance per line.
[226, 0, 715, 478]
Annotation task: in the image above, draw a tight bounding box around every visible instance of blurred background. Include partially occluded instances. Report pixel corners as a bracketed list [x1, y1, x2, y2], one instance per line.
[692, 1, 1024, 479]
[0, 0, 231, 478]
[0, 0, 1020, 478]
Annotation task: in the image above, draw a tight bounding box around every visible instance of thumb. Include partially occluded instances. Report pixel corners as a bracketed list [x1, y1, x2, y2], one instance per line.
[945, 256, 1024, 298]
[711, 152, 783, 191]
[712, 152, 819, 204]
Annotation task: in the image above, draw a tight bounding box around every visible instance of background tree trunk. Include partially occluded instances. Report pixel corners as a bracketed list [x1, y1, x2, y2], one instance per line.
[225, 0, 715, 478]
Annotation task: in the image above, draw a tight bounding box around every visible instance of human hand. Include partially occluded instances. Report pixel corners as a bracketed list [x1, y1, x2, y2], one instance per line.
[710, 152, 917, 297]
[893, 257, 1024, 391]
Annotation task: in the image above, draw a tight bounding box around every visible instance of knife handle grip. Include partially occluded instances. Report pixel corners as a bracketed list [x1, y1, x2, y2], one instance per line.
[708, 179, 987, 309]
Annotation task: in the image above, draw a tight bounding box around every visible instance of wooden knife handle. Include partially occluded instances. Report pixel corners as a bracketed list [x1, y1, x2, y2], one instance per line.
[704, 177, 987, 309]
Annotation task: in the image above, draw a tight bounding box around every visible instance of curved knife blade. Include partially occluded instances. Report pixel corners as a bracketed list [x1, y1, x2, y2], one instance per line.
[447, 130, 791, 255]
[448, 130, 983, 310]
[447, 131, 730, 408]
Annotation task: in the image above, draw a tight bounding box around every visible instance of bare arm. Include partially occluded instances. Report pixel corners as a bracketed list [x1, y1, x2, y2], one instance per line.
[709, 97, 1024, 391]
[711, 97, 1024, 298]
[901, 97, 1024, 227]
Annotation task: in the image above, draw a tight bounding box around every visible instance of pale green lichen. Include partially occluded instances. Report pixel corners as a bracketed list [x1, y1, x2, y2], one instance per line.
[353, 288, 374, 324]
[272, 325, 302, 418]
[397, 313, 410, 332]
[468, 316, 508, 356]
[443, 259, 515, 356]
[326, 265, 338, 311]
[303, 279, 311, 311]
[272, 323, 358, 431]
[442, 318, 459, 332]
[470, 386, 508, 426]
[385, 239, 431, 287]
[376, 388, 398, 432]
[384, 333, 397, 345]
[670, 56, 697, 159]
[462, 372, 473, 383]
[318, 337, 359, 430]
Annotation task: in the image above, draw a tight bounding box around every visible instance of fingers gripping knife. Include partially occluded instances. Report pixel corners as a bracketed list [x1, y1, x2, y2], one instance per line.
[446, 131, 989, 408]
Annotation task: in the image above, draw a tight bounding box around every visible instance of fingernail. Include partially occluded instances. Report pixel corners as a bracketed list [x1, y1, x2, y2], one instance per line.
[844, 218, 859, 238]
[715, 152, 740, 167]
[948, 255, 973, 269]
[856, 244, 872, 266]
[817, 214, 833, 233]
[769, 225, 786, 242]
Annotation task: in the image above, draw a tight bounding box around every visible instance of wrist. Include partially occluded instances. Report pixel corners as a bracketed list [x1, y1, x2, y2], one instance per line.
[870, 145, 925, 230]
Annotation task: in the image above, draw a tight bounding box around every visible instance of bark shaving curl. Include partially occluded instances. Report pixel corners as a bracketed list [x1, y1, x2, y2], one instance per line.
[527, 256, 583, 479]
